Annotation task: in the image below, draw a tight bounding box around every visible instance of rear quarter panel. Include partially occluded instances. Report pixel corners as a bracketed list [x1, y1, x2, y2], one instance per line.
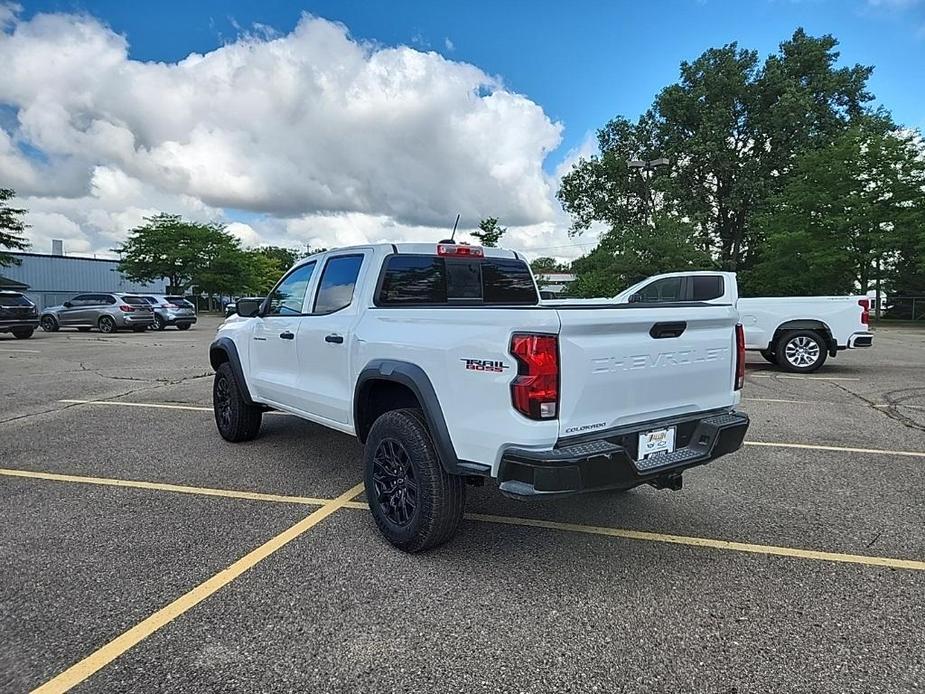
[353, 307, 561, 473]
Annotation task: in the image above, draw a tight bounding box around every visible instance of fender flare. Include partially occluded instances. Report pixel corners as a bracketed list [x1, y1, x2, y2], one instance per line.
[209, 337, 255, 405]
[354, 359, 489, 477]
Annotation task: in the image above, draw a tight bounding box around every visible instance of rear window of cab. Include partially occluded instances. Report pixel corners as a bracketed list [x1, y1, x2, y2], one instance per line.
[376, 255, 537, 306]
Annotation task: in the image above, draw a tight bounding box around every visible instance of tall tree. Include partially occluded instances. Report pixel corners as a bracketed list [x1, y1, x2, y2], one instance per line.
[559, 29, 877, 282]
[116, 214, 244, 293]
[472, 217, 507, 247]
[529, 257, 571, 275]
[746, 122, 925, 296]
[0, 188, 29, 267]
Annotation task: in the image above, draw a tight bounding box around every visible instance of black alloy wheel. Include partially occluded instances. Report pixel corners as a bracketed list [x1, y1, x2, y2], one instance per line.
[372, 438, 418, 527]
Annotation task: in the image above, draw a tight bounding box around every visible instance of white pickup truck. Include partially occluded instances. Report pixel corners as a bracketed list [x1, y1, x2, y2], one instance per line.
[613, 272, 874, 373]
[210, 244, 749, 551]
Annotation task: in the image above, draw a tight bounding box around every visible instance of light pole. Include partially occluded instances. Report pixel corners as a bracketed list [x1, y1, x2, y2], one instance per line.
[628, 157, 669, 226]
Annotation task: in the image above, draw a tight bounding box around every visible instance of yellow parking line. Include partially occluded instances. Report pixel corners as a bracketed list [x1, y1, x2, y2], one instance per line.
[60, 399, 212, 412]
[747, 374, 860, 381]
[31, 481, 364, 694]
[744, 441, 925, 458]
[743, 397, 818, 405]
[58, 399, 290, 415]
[0, 468, 330, 507]
[465, 513, 925, 571]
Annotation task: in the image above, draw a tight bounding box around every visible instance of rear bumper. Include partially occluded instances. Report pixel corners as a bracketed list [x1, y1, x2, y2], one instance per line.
[117, 314, 155, 327]
[164, 313, 197, 326]
[498, 410, 749, 499]
[847, 332, 874, 349]
[0, 318, 39, 332]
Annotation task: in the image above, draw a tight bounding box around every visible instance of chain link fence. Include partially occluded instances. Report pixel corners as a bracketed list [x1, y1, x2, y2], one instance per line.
[880, 297, 925, 321]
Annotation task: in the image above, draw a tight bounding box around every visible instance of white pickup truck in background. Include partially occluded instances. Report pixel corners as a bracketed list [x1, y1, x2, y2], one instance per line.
[615, 271, 874, 373]
[210, 244, 749, 552]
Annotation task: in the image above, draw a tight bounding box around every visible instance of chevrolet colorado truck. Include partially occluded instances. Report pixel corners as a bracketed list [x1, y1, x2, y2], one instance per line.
[209, 244, 749, 552]
[614, 272, 874, 373]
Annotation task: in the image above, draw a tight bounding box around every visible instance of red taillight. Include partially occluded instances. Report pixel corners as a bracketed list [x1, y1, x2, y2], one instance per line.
[510, 333, 559, 419]
[735, 323, 745, 391]
[119, 304, 135, 312]
[858, 298, 870, 325]
[437, 243, 484, 258]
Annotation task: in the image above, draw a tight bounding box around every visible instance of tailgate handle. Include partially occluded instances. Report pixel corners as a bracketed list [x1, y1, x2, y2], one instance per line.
[650, 321, 687, 339]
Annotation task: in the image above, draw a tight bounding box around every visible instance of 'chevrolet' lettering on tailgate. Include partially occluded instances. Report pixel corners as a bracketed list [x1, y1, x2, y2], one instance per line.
[591, 347, 729, 373]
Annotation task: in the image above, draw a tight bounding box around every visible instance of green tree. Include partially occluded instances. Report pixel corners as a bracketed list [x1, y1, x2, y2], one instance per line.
[529, 257, 570, 275]
[117, 214, 244, 294]
[569, 216, 713, 298]
[472, 217, 506, 247]
[559, 29, 877, 278]
[0, 188, 29, 267]
[746, 123, 925, 296]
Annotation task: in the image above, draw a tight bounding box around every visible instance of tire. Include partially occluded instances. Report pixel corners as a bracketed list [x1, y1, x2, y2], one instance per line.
[40, 316, 59, 332]
[212, 362, 262, 442]
[776, 330, 827, 373]
[151, 314, 166, 331]
[176, 323, 191, 331]
[12, 327, 34, 339]
[364, 408, 466, 553]
[77, 327, 91, 332]
[759, 349, 776, 364]
[98, 316, 116, 334]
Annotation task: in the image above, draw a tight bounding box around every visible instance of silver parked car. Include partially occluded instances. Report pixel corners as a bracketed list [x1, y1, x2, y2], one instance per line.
[40, 293, 155, 333]
[134, 294, 197, 331]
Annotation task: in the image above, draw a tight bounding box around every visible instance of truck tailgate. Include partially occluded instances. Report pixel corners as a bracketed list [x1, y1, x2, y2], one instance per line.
[556, 304, 739, 436]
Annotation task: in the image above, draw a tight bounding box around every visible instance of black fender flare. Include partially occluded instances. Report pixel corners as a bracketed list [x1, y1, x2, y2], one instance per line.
[354, 360, 489, 477]
[209, 337, 256, 405]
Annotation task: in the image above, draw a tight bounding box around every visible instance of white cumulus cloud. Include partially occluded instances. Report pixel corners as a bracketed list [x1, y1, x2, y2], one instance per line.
[0, 7, 593, 262]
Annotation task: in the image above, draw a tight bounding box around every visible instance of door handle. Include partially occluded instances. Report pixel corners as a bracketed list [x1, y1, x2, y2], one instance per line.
[649, 321, 687, 339]
[325, 334, 344, 344]
[279, 331, 295, 340]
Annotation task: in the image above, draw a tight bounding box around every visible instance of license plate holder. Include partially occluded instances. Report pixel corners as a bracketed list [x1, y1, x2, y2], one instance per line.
[637, 426, 676, 461]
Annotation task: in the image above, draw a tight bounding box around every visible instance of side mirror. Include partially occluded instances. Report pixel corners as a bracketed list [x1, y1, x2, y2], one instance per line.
[236, 298, 263, 318]
[628, 293, 643, 304]
[63, 301, 72, 308]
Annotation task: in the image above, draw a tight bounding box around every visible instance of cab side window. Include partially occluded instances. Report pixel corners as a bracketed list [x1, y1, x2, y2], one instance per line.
[690, 276, 724, 301]
[638, 277, 683, 303]
[314, 255, 364, 314]
[266, 262, 316, 316]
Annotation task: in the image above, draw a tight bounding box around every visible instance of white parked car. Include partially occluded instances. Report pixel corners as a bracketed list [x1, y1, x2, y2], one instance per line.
[614, 271, 873, 373]
[210, 243, 749, 552]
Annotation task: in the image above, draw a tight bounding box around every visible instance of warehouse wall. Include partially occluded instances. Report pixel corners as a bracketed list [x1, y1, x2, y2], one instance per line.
[2, 253, 168, 310]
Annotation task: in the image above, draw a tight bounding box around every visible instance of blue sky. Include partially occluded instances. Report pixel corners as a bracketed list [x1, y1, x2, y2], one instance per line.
[19, 0, 925, 166]
[3, 0, 924, 258]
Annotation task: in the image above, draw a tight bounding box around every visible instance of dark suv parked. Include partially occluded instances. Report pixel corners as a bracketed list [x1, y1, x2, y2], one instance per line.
[0, 291, 39, 339]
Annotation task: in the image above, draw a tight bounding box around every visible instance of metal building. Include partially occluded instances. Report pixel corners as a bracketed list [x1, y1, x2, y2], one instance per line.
[0, 250, 167, 310]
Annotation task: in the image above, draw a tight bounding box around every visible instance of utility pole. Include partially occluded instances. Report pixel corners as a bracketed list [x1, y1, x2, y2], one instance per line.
[628, 157, 669, 226]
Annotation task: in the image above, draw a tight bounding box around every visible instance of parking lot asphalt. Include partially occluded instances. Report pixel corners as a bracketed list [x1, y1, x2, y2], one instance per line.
[1, 317, 923, 692]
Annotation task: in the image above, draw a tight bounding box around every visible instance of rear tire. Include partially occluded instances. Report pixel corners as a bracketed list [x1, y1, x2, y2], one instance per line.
[776, 330, 827, 373]
[40, 316, 59, 332]
[759, 349, 776, 364]
[12, 327, 34, 339]
[365, 408, 466, 553]
[213, 362, 262, 442]
[98, 316, 116, 334]
[176, 323, 191, 331]
[152, 314, 166, 331]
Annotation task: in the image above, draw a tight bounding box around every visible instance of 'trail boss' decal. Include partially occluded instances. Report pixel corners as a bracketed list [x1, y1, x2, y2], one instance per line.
[462, 358, 509, 373]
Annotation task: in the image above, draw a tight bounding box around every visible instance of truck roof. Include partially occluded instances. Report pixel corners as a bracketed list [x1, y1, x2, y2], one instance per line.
[292, 243, 521, 268]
